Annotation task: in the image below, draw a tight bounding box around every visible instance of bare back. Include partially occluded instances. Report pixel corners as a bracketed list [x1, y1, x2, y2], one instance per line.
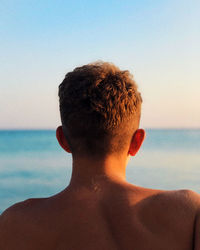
[1, 181, 200, 250]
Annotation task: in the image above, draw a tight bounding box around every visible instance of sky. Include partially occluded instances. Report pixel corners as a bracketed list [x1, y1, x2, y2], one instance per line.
[0, 0, 199, 129]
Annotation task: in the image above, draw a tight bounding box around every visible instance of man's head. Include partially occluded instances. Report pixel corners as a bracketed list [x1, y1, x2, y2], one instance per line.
[57, 62, 144, 158]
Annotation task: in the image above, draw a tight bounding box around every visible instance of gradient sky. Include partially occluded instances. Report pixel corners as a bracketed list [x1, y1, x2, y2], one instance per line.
[0, 0, 199, 129]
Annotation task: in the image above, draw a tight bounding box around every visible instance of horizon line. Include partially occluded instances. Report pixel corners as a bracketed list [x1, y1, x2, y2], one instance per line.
[0, 127, 199, 131]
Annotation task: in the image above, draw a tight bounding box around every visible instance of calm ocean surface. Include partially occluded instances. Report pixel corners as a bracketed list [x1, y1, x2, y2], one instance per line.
[0, 129, 200, 214]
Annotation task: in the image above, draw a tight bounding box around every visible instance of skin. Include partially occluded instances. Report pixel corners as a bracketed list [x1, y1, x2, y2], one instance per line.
[0, 126, 200, 250]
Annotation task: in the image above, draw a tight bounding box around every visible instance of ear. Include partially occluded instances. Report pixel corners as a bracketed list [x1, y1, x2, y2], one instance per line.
[56, 126, 71, 153]
[128, 129, 145, 156]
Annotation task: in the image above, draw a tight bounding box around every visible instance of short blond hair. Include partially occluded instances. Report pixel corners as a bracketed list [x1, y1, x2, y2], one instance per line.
[59, 62, 142, 157]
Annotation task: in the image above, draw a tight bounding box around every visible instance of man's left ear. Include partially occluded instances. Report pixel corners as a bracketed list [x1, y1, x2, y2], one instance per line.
[56, 126, 71, 153]
[128, 129, 146, 156]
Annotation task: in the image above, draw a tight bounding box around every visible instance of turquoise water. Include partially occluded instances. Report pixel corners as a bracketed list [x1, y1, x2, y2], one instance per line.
[0, 129, 200, 214]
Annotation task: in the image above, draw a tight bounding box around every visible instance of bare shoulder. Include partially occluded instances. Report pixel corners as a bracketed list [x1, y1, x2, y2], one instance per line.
[0, 198, 32, 224]
[0, 197, 48, 225]
[140, 188, 200, 215]
[0, 198, 46, 248]
[151, 189, 200, 228]
[167, 189, 200, 249]
[1, 197, 45, 217]
[156, 189, 200, 209]
[127, 187, 200, 245]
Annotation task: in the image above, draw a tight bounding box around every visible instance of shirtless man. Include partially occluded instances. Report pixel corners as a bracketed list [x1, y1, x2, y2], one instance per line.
[0, 62, 199, 250]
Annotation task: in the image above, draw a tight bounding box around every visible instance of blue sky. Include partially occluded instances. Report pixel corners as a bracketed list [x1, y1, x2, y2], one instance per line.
[0, 0, 199, 128]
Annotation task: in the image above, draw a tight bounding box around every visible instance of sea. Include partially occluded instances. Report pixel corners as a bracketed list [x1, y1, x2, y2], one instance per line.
[0, 129, 200, 214]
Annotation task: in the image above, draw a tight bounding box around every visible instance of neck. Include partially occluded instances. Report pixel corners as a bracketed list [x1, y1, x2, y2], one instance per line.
[69, 154, 129, 189]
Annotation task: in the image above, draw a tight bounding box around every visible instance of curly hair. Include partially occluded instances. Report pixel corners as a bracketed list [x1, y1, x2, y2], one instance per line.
[58, 62, 142, 157]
